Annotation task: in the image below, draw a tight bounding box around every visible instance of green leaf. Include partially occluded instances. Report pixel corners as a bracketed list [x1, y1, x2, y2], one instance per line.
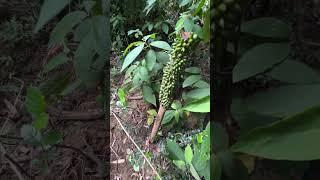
[166, 139, 185, 161]
[26, 87, 46, 117]
[194, 80, 210, 88]
[42, 131, 62, 146]
[162, 23, 169, 34]
[142, 85, 156, 106]
[233, 43, 290, 82]
[190, 164, 201, 180]
[232, 105, 320, 160]
[150, 41, 172, 51]
[184, 17, 194, 32]
[171, 100, 182, 110]
[121, 44, 144, 72]
[123, 41, 144, 56]
[268, 60, 320, 84]
[156, 51, 169, 64]
[139, 66, 149, 81]
[183, 75, 201, 88]
[185, 145, 193, 164]
[43, 53, 69, 73]
[202, 9, 210, 42]
[49, 11, 87, 46]
[173, 160, 186, 171]
[20, 125, 42, 145]
[60, 80, 82, 96]
[175, 17, 186, 31]
[174, 110, 180, 122]
[74, 18, 91, 42]
[161, 110, 175, 125]
[241, 17, 290, 39]
[185, 88, 210, 100]
[245, 85, 320, 117]
[183, 96, 210, 112]
[179, 0, 192, 7]
[145, 50, 156, 71]
[185, 67, 201, 74]
[34, 0, 71, 33]
[33, 112, 49, 130]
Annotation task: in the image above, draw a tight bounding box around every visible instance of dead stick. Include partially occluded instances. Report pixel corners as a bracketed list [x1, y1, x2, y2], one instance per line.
[149, 105, 166, 143]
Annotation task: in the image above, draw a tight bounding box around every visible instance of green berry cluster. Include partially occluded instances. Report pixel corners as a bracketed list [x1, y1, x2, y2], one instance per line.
[159, 32, 199, 108]
[212, 0, 242, 36]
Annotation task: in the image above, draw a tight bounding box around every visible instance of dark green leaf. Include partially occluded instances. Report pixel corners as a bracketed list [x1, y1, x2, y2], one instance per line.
[232, 105, 320, 160]
[26, 87, 46, 117]
[43, 53, 69, 73]
[161, 110, 175, 125]
[233, 43, 290, 82]
[183, 96, 210, 112]
[42, 131, 62, 146]
[142, 85, 156, 106]
[268, 60, 320, 84]
[185, 88, 210, 100]
[166, 139, 185, 160]
[49, 11, 87, 46]
[241, 17, 290, 39]
[185, 67, 201, 74]
[34, 0, 71, 33]
[183, 75, 201, 88]
[145, 50, 156, 71]
[33, 112, 49, 130]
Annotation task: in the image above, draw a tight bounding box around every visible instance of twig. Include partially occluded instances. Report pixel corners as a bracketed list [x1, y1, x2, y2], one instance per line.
[111, 111, 162, 180]
[0, 143, 33, 180]
[126, 95, 143, 100]
[53, 144, 99, 165]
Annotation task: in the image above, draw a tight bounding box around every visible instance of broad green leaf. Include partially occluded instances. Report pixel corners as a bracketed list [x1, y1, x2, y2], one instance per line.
[155, 51, 169, 64]
[150, 41, 172, 51]
[231, 99, 280, 135]
[213, 122, 229, 153]
[241, 17, 290, 39]
[174, 110, 180, 122]
[42, 131, 62, 146]
[26, 87, 46, 117]
[123, 41, 144, 56]
[173, 160, 186, 171]
[171, 100, 182, 110]
[175, 16, 186, 31]
[34, 0, 71, 33]
[190, 164, 201, 180]
[43, 53, 69, 73]
[60, 80, 82, 96]
[121, 44, 144, 72]
[139, 66, 149, 81]
[20, 125, 42, 145]
[74, 18, 91, 42]
[90, 15, 110, 57]
[232, 105, 320, 160]
[185, 145, 193, 164]
[49, 11, 87, 46]
[184, 17, 194, 32]
[194, 80, 210, 88]
[179, 0, 192, 7]
[194, 0, 206, 15]
[166, 139, 185, 161]
[185, 88, 210, 100]
[183, 75, 201, 88]
[33, 112, 49, 130]
[142, 85, 156, 106]
[233, 43, 289, 82]
[162, 23, 169, 34]
[245, 85, 320, 117]
[147, 109, 157, 116]
[145, 50, 156, 71]
[39, 73, 71, 98]
[161, 110, 175, 125]
[183, 96, 210, 112]
[268, 60, 320, 84]
[185, 67, 201, 74]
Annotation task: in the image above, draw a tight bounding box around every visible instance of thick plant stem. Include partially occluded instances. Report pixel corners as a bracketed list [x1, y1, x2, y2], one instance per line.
[149, 104, 166, 143]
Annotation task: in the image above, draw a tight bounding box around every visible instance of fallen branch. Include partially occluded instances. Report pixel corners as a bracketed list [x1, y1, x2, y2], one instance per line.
[111, 111, 162, 180]
[126, 95, 143, 100]
[46, 106, 103, 121]
[149, 105, 166, 143]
